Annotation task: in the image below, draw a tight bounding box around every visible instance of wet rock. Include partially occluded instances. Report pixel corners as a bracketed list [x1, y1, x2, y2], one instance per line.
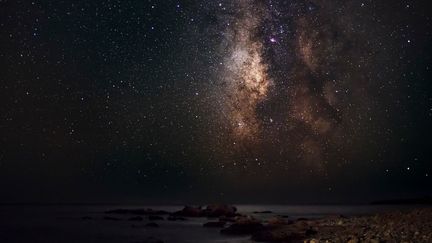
[204, 204, 237, 217]
[148, 215, 164, 221]
[203, 221, 226, 227]
[266, 217, 292, 227]
[172, 206, 203, 217]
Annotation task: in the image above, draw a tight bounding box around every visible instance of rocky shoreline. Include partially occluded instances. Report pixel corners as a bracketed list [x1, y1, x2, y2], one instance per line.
[251, 208, 432, 242]
[103, 205, 432, 243]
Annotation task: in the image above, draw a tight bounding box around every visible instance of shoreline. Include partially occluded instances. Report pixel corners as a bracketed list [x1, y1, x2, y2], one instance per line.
[102, 204, 432, 242]
[249, 208, 432, 242]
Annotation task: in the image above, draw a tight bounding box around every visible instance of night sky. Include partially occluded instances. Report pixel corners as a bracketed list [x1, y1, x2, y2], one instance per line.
[1, 0, 431, 204]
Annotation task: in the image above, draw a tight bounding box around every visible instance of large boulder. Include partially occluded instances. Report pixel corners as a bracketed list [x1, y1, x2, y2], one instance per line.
[204, 204, 237, 217]
[172, 206, 204, 217]
[266, 217, 293, 227]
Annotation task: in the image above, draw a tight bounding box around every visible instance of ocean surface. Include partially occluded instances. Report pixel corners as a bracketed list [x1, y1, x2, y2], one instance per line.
[0, 204, 424, 243]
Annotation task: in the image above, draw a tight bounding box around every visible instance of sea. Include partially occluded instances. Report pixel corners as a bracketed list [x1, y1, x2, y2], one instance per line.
[0, 204, 425, 243]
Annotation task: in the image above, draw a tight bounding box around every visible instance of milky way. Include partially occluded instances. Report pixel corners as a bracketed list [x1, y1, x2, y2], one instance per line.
[222, 1, 272, 141]
[211, 0, 349, 170]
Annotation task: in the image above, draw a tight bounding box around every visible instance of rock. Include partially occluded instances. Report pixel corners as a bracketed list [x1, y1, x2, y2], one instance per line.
[248, 208, 432, 243]
[267, 217, 292, 227]
[253, 210, 273, 214]
[103, 216, 121, 221]
[204, 204, 237, 217]
[172, 206, 203, 217]
[305, 228, 318, 236]
[148, 215, 164, 221]
[347, 237, 359, 243]
[171, 204, 238, 218]
[220, 217, 264, 235]
[203, 221, 226, 227]
[145, 222, 159, 227]
[129, 216, 143, 221]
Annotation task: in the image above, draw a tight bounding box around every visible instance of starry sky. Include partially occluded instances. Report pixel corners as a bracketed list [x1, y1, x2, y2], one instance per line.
[0, 0, 431, 203]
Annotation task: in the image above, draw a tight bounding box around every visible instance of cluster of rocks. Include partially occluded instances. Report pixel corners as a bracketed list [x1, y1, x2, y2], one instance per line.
[248, 209, 432, 243]
[172, 204, 238, 218]
[104, 205, 432, 242]
[104, 204, 237, 219]
[202, 207, 432, 243]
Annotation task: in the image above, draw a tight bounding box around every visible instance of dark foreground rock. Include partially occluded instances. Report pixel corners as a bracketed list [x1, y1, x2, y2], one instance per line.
[251, 208, 432, 243]
[204, 204, 238, 217]
[220, 216, 264, 235]
[266, 217, 293, 227]
[172, 206, 203, 217]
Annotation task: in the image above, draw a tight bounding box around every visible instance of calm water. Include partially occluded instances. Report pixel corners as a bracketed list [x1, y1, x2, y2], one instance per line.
[0, 204, 424, 243]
